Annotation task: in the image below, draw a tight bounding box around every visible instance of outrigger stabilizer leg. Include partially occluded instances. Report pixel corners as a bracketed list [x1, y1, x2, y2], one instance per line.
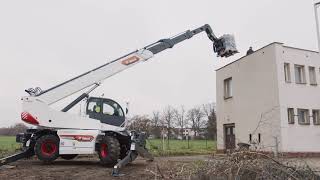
[0, 132, 36, 167]
[0, 148, 34, 167]
[112, 132, 154, 177]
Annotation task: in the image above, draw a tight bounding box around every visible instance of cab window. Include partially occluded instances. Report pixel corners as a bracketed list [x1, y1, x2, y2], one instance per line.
[102, 100, 124, 117]
[103, 103, 115, 115]
[87, 99, 101, 113]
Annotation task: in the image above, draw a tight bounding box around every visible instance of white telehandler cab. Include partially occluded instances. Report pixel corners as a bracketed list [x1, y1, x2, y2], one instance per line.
[0, 24, 237, 176]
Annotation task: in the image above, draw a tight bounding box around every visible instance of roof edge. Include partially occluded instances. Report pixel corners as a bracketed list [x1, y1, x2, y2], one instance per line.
[282, 45, 319, 53]
[215, 42, 319, 71]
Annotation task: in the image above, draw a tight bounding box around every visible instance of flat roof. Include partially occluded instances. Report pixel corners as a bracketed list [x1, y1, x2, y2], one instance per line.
[282, 45, 319, 54]
[215, 42, 319, 71]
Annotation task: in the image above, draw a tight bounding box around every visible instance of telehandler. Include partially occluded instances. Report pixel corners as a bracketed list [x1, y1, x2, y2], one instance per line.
[0, 24, 237, 176]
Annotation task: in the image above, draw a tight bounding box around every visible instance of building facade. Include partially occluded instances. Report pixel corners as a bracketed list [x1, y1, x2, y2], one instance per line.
[216, 42, 320, 154]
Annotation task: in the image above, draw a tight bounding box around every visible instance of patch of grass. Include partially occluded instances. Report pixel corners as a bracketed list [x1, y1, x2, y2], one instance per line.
[146, 139, 216, 156]
[0, 136, 21, 157]
[0, 136, 216, 158]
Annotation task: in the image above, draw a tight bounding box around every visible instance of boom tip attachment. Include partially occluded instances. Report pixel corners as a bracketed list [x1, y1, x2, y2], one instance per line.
[214, 34, 238, 58]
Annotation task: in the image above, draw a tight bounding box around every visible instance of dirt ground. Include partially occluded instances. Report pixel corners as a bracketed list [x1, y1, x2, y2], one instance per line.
[1, 155, 320, 180]
[0, 155, 210, 180]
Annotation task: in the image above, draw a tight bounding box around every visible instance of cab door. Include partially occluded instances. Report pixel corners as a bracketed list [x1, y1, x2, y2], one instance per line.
[86, 98, 103, 120]
[100, 99, 125, 126]
[86, 97, 125, 127]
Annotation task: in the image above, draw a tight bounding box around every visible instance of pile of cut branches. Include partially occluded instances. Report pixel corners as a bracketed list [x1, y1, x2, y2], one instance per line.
[191, 151, 319, 180]
[145, 151, 320, 180]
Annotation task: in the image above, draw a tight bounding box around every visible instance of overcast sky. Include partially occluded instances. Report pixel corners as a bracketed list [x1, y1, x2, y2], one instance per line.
[0, 0, 319, 127]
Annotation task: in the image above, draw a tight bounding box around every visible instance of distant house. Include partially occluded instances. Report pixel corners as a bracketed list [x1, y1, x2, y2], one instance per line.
[158, 127, 207, 140]
[175, 128, 207, 140]
[216, 42, 320, 155]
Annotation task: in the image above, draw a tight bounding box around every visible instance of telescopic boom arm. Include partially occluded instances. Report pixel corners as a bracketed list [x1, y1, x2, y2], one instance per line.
[145, 24, 236, 57]
[26, 24, 237, 106]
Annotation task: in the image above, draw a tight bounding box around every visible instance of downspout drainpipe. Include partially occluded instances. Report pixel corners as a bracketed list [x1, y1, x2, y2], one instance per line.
[314, 2, 320, 52]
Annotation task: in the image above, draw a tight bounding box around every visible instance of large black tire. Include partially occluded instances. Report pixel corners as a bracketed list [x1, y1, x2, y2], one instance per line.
[34, 134, 59, 163]
[98, 136, 120, 166]
[120, 144, 129, 159]
[60, 154, 78, 160]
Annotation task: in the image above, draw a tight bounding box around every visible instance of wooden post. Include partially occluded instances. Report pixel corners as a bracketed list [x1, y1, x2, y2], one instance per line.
[183, 129, 189, 149]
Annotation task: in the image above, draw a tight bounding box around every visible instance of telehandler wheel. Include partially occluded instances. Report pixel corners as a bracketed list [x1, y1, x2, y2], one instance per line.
[120, 144, 129, 159]
[98, 136, 120, 166]
[60, 154, 78, 160]
[34, 134, 59, 163]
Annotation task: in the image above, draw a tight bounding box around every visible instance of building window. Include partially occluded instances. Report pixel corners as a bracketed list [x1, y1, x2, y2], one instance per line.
[284, 63, 291, 83]
[224, 77, 232, 99]
[297, 109, 310, 125]
[313, 110, 320, 125]
[294, 65, 306, 84]
[287, 108, 295, 124]
[309, 66, 317, 85]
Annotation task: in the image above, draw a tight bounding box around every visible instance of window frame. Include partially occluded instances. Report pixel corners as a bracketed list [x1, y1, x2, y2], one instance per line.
[312, 109, 320, 125]
[297, 108, 310, 125]
[287, 108, 295, 124]
[294, 64, 306, 84]
[309, 66, 317, 85]
[224, 77, 233, 99]
[284, 63, 291, 83]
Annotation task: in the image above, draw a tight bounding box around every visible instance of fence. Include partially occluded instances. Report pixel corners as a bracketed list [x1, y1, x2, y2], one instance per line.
[146, 139, 216, 156]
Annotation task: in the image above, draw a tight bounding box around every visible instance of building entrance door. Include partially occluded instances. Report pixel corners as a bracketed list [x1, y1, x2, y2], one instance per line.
[224, 123, 235, 150]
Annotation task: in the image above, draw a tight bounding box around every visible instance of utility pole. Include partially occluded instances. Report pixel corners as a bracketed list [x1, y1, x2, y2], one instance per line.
[315, 2, 320, 52]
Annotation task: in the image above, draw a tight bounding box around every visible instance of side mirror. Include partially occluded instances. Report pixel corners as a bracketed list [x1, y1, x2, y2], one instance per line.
[125, 102, 129, 114]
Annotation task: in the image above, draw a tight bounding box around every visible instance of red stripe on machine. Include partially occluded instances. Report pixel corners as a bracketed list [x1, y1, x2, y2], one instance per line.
[21, 112, 39, 125]
[60, 135, 94, 142]
[121, 56, 140, 65]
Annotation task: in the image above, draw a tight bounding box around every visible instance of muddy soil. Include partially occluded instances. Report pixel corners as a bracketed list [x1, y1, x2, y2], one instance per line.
[1, 155, 320, 180]
[0, 155, 211, 180]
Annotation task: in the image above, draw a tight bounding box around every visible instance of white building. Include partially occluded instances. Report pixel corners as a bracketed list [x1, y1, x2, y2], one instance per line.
[216, 42, 320, 155]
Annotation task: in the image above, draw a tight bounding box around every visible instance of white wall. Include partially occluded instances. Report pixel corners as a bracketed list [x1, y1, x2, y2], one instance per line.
[217, 42, 320, 153]
[216, 43, 281, 152]
[276, 45, 320, 152]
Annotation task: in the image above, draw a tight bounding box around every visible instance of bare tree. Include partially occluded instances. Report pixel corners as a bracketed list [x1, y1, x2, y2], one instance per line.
[173, 105, 188, 139]
[127, 115, 152, 136]
[0, 123, 28, 136]
[151, 111, 161, 126]
[162, 106, 175, 149]
[150, 111, 162, 138]
[202, 103, 217, 140]
[187, 106, 205, 139]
